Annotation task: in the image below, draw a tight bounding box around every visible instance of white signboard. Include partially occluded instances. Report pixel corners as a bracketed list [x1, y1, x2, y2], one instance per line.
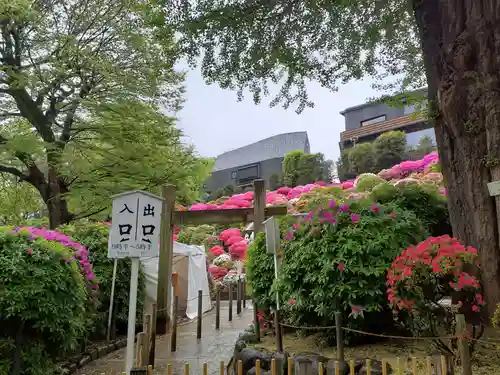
[488, 180, 500, 197]
[108, 190, 163, 259]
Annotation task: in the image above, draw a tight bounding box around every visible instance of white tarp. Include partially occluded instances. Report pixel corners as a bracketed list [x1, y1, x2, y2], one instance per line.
[140, 242, 212, 320]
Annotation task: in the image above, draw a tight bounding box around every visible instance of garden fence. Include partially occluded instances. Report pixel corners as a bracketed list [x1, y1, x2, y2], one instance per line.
[134, 288, 500, 374]
[86, 355, 462, 375]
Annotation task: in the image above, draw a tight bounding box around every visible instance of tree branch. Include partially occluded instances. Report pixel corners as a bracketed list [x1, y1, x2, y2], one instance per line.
[0, 164, 28, 180]
[0, 112, 22, 118]
[72, 206, 108, 221]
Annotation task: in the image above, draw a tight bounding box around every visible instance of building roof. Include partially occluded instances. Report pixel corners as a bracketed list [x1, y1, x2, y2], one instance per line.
[339, 88, 428, 116]
[213, 132, 309, 171]
[340, 114, 425, 143]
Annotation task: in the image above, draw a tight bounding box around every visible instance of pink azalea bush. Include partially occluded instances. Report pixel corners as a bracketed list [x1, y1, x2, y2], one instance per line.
[0, 226, 92, 374]
[189, 152, 443, 212]
[179, 152, 445, 284]
[14, 226, 97, 288]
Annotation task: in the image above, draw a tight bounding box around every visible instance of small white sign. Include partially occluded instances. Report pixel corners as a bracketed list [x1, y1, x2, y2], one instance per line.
[264, 216, 281, 310]
[264, 216, 280, 254]
[108, 190, 164, 259]
[488, 181, 500, 197]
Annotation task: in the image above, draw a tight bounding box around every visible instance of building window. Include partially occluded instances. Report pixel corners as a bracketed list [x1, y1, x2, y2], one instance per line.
[237, 164, 259, 185]
[361, 115, 386, 126]
[231, 171, 237, 179]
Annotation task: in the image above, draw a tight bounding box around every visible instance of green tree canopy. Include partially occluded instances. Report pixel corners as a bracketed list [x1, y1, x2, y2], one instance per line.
[0, 0, 209, 227]
[0, 174, 44, 225]
[346, 143, 375, 175]
[165, 0, 500, 312]
[372, 130, 407, 170]
[282, 150, 331, 187]
[407, 135, 436, 160]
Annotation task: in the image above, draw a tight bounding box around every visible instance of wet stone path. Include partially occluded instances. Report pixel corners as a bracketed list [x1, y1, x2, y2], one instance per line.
[76, 301, 254, 375]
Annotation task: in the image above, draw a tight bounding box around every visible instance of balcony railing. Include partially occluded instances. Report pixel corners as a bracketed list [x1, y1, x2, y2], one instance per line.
[340, 114, 425, 144]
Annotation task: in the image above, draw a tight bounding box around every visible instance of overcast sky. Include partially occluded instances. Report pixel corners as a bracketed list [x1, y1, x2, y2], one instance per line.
[177, 67, 379, 163]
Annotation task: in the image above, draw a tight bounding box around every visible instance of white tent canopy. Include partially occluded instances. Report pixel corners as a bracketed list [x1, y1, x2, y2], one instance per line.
[141, 242, 212, 320]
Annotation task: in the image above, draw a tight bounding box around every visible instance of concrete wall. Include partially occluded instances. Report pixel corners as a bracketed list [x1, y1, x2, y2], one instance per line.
[205, 157, 285, 195]
[344, 103, 405, 131]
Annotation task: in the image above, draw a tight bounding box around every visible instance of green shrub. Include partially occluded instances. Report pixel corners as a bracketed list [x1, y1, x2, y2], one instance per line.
[0, 226, 89, 375]
[370, 183, 451, 236]
[370, 182, 398, 202]
[295, 187, 346, 212]
[176, 224, 216, 246]
[59, 222, 146, 336]
[246, 232, 276, 310]
[276, 199, 428, 345]
[354, 173, 385, 192]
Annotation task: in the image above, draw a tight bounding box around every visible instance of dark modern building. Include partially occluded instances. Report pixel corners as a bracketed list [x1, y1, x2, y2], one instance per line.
[205, 132, 310, 195]
[339, 89, 436, 150]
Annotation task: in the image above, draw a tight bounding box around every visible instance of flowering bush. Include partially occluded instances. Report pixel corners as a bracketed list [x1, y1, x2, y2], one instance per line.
[247, 199, 428, 345]
[188, 152, 443, 212]
[0, 226, 90, 375]
[387, 235, 483, 353]
[59, 222, 146, 336]
[371, 183, 451, 237]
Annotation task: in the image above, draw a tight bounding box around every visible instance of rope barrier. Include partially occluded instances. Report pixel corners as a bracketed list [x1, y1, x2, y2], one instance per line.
[260, 317, 463, 341]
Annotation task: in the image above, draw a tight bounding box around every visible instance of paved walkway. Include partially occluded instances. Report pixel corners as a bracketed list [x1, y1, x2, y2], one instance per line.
[76, 301, 254, 375]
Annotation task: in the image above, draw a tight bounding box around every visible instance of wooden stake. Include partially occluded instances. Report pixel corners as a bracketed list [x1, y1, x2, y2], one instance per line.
[156, 185, 176, 335]
[236, 278, 242, 315]
[170, 295, 178, 352]
[197, 289, 203, 339]
[243, 280, 246, 308]
[274, 309, 283, 352]
[335, 312, 344, 362]
[253, 180, 266, 232]
[228, 283, 233, 321]
[148, 304, 156, 368]
[253, 301, 260, 341]
[215, 288, 221, 330]
[142, 314, 151, 366]
[456, 314, 472, 375]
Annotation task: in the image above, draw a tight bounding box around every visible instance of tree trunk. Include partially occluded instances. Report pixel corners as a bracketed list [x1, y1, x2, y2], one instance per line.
[46, 163, 73, 229]
[24, 159, 73, 229]
[414, 0, 500, 316]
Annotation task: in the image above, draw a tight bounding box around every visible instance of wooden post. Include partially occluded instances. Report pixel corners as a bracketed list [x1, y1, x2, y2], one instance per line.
[274, 310, 283, 352]
[170, 273, 179, 352]
[197, 289, 203, 339]
[253, 302, 260, 341]
[237, 278, 242, 315]
[215, 288, 221, 330]
[142, 314, 151, 366]
[243, 280, 246, 308]
[228, 283, 233, 321]
[156, 185, 176, 335]
[335, 312, 344, 362]
[456, 314, 472, 375]
[135, 332, 145, 367]
[252, 180, 266, 342]
[171, 295, 178, 352]
[253, 180, 265, 232]
[148, 304, 156, 368]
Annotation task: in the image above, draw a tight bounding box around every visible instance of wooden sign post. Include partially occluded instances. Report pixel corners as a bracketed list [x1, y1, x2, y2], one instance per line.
[150, 179, 288, 365]
[108, 190, 164, 375]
